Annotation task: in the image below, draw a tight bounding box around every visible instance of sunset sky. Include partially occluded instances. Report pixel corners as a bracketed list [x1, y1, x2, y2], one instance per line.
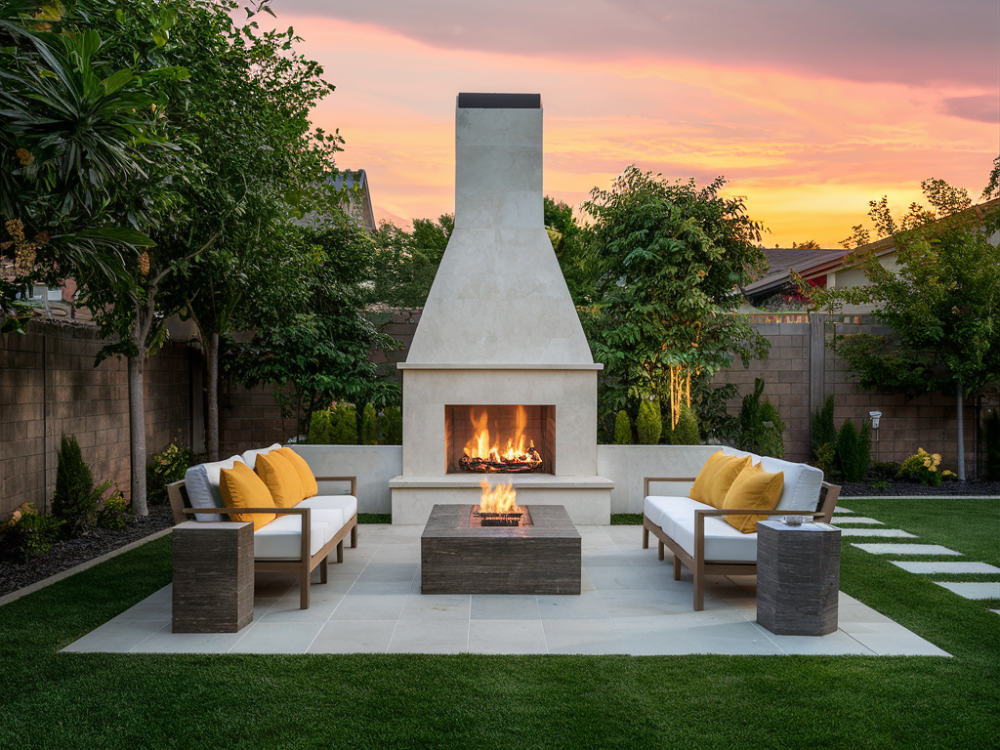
[270, 0, 996, 247]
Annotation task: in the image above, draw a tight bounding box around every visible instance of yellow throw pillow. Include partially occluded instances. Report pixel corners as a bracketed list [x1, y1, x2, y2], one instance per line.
[689, 451, 752, 508]
[721, 463, 784, 534]
[219, 462, 276, 530]
[255, 451, 305, 508]
[277, 447, 319, 499]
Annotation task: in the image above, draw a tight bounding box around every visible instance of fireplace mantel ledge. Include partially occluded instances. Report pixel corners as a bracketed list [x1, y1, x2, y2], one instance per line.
[389, 475, 614, 489]
[396, 363, 604, 370]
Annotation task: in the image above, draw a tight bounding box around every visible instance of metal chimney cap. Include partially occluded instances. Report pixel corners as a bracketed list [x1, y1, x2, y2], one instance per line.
[457, 93, 541, 109]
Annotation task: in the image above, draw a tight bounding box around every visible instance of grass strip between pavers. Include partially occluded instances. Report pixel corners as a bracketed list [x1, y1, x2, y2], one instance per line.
[0, 501, 997, 749]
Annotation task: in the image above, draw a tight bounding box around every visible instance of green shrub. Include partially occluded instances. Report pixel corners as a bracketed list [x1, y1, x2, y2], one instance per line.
[636, 400, 662, 445]
[868, 460, 900, 481]
[307, 409, 332, 444]
[361, 403, 378, 445]
[811, 395, 837, 458]
[97, 489, 131, 530]
[613, 411, 632, 445]
[329, 403, 359, 444]
[983, 409, 1000, 480]
[52, 435, 108, 536]
[757, 400, 785, 459]
[736, 379, 784, 457]
[2, 505, 63, 562]
[899, 448, 943, 485]
[663, 404, 701, 445]
[382, 405, 403, 445]
[837, 419, 870, 482]
[814, 442, 839, 479]
[147, 444, 193, 506]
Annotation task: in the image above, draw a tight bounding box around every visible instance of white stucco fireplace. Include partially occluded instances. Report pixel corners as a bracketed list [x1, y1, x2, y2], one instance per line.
[388, 93, 613, 524]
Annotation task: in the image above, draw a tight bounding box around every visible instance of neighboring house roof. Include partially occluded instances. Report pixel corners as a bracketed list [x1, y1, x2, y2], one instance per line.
[326, 169, 376, 232]
[743, 247, 851, 300]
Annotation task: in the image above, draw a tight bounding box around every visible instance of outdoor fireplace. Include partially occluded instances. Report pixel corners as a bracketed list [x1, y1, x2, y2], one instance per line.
[446, 404, 555, 474]
[389, 93, 613, 525]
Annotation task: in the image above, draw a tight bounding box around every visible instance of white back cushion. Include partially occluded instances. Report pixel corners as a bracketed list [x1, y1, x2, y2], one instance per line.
[241, 443, 283, 471]
[184, 456, 246, 522]
[761, 456, 824, 511]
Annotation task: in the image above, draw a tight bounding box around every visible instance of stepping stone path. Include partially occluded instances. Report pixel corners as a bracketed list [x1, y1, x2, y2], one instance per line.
[839, 528, 916, 538]
[891, 562, 1000, 574]
[933, 582, 1000, 600]
[846, 507, 999, 611]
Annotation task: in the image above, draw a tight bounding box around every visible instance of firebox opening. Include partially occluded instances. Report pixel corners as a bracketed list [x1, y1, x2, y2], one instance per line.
[445, 404, 555, 474]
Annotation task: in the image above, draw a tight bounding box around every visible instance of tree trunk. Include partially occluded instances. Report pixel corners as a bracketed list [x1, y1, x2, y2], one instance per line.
[128, 354, 149, 516]
[956, 385, 966, 482]
[206, 331, 220, 462]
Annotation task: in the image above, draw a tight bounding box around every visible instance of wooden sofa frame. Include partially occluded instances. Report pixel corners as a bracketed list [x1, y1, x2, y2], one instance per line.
[167, 476, 358, 610]
[641, 477, 841, 611]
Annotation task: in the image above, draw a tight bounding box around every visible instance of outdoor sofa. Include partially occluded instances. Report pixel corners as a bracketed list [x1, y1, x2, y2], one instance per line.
[167, 444, 358, 609]
[642, 447, 840, 610]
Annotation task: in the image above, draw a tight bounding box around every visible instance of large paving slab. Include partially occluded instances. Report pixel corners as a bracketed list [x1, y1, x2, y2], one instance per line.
[852, 543, 963, 556]
[830, 517, 884, 525]
[61, 524, 950, 657]
[838, 528, 916, 538]
[892, 562, 1000, 575]
[933, 582, 1000, 600]
[832, 507, 853, 514]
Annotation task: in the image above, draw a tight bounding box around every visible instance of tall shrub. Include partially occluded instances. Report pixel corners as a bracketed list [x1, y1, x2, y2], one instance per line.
[329, 403, 359, 445]
[361, 403, 378, 445]
[838, 419, 870, 481]
[758, 401, 786, 459]
[812, 395, 837, 455]
[636, 401, 662, 445]
[613, 411, 633, 445]
[307, 409, 331, 445]
[52, 435, 107, 536]
[382, 405, 403, 445]
[663, 404, 701, 445]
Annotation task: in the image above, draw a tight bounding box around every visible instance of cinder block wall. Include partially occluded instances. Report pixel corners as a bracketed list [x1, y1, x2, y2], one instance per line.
[218, 382, 298, 459]
[0, 321, 196, 518]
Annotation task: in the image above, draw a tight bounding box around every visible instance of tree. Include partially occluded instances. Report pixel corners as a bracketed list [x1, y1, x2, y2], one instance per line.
[582, 167, 769, 420]
[792, 240, 822, 249]
[544, 196, 595, 305]
[368, 214, 453, 308]
[806, 175, 1000, 480]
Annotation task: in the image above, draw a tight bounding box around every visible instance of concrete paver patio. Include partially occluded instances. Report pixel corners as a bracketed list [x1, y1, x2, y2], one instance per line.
[63, 524, 950, 657]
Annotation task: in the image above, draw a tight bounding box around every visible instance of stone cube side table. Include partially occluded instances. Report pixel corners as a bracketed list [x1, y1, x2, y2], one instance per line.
[756, 520, 841, 637]
[172, 521, 254, 633]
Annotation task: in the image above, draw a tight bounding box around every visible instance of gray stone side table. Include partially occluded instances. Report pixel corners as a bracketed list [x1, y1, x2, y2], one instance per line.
[172, 521, 254, 633]
[756, 520, 841, 636]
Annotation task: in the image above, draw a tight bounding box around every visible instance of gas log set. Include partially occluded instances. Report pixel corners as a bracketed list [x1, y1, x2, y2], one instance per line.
[458, 405, 544, 473]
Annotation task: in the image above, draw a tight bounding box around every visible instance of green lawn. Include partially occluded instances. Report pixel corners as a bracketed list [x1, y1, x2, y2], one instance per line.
[0, 500, 997, 749]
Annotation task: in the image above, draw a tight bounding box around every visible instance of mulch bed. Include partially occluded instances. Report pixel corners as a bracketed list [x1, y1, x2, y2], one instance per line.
[838, 480, 1000, 497]
[0, 505, 174, 599]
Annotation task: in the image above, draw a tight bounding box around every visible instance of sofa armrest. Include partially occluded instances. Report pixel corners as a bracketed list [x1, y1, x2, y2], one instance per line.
[314, 476, 357, 497]
[644, 476, 698, 497]
[182, 506, 312, 563]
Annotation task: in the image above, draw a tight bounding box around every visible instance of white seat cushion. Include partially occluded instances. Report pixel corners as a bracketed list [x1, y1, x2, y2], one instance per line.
[241, 443, 283, 471]
[645, 496, 712, 540]
[184, 456, 246, 522]
[253, 508, 344, 560]
[669, 510, 759, 563]
[760, 456, 824, 511]
[300, 495, 358, 522]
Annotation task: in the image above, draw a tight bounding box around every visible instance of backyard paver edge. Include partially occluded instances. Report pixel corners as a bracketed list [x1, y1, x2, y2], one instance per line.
[0, 527, 173, 609]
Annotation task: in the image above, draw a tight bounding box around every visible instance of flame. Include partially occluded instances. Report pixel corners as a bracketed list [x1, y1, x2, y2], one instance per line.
[462, 406, 539, 467]
[479, 479, 521, 514]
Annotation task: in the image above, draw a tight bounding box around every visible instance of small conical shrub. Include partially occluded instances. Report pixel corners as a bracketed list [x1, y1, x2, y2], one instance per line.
[329, 403, 359, 444]
[361, 403, 378, 445]
[52, 435, 103, 536]
[837, 419, 867, 481]
[636, 400, 663, 445]
[307, 409, 331, 444]
[664, 404, 701, 445]
[382, 405, 403, 445]
[613, 411, 632, 445]
[811, 395, 836, 457]
[758, 400, 785, 458]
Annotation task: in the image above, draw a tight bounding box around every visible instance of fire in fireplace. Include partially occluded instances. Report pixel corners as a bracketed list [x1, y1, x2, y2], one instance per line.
[446, 405, 554, 474]
[471, 480, 531, 527]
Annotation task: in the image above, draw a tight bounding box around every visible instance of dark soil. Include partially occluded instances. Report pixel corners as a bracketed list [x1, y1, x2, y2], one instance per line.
[0, 505, 174, 598]
[839, 479, 1000, 497]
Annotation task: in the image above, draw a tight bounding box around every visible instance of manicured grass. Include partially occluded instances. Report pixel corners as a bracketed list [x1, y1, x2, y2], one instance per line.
[358, 513, 392, 524]
[610, 513, 643, 525]
[0, 502, 997, 749]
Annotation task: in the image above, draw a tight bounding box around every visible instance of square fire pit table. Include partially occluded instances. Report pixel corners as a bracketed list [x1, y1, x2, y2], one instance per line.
[421, 504, 581, 595]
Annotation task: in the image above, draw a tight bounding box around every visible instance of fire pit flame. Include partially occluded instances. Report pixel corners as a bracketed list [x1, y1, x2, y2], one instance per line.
[477, 480, 523, 526]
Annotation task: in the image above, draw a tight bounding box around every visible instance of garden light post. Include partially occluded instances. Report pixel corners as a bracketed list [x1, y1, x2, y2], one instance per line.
[869, 411, 881, 463]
